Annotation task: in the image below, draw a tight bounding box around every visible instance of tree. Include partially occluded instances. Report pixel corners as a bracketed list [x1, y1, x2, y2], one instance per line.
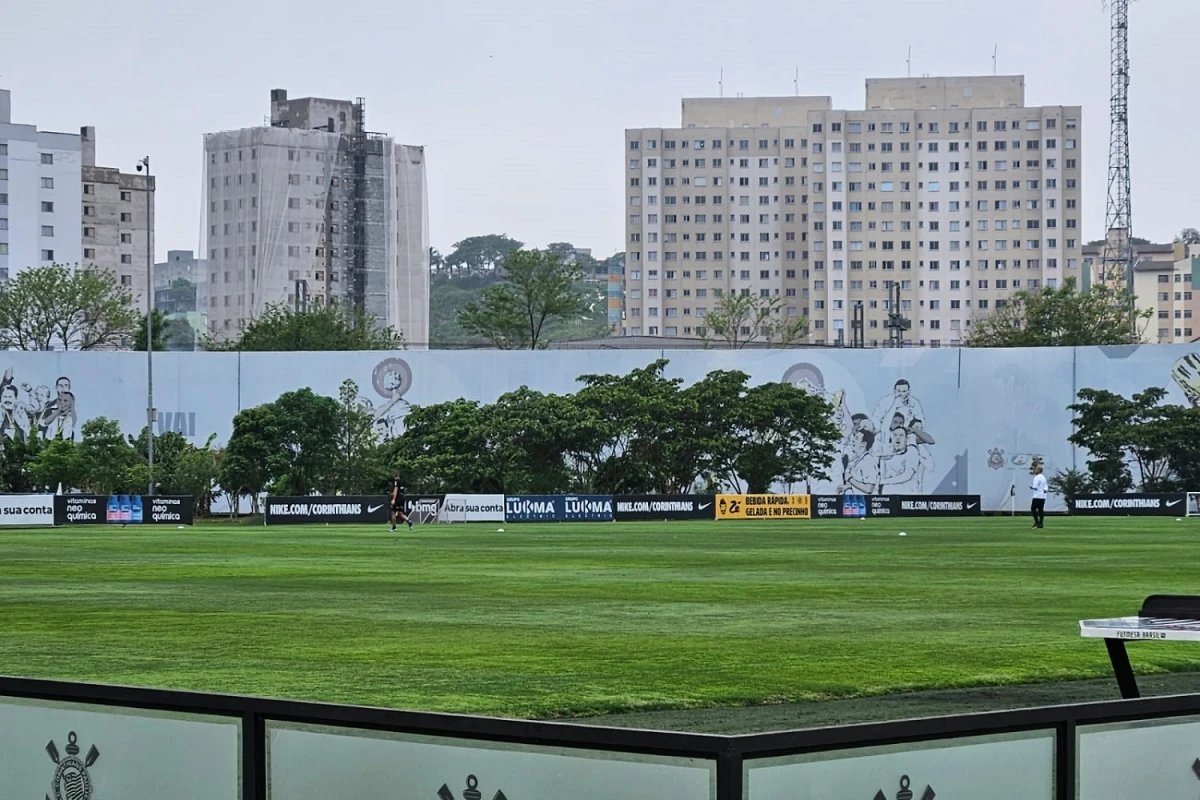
[443, 234, 523, 279]
[966, 278, 1150, 348]
[0, 264, 139, 350]
[1068, 387, 1180, 492]
[76, 417, 138, 495]
[133, 309, 170, 351]
[1177, 228, 1200, 246]
[27, 437, 82, 492]
[267, 388, 341, 495]
[458, 249, 587, 349]
[701, 293, 808, 349]
[387, 399, 492, 493]
[1047, 468, 1092, 512]
[210, 303, 404, 352]
[221, 406, 280, 514]
[328, 380, 381, 495]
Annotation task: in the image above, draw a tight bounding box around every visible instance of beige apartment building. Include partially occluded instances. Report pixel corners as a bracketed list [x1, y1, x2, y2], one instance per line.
[80, 126, 154, 306]
[1129, 242, 1199, 344]
[623, 76, 1084, 346]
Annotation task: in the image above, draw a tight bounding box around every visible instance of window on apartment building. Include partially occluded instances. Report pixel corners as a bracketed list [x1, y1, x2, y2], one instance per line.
[40, 225, 54, 237]
[41, 250, 54, 261]
[120, 254, 133, 264]
[41, 177, 54, 189]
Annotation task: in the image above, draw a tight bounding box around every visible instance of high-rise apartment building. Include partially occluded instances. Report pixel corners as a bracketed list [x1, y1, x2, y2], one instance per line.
[80, 126, 154, 305]
[0, 89, 83, 282]
[623, 77, 1083, 346]
[1128, 242, 1199, 344]
[202, 89, 429, 344]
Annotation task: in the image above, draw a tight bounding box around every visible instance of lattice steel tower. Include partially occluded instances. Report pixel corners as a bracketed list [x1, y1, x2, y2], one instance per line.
[1100, 0, 1134, 286]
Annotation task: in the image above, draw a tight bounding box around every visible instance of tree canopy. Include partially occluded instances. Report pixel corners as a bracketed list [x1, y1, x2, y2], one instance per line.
[209, 303, 403, 352]
[384, 359, 839, 495]
[701, 292, 808, 349]
[0, 264, 139, 350]
[965, 277, 1149, 348]
[458, 249, 588, 349]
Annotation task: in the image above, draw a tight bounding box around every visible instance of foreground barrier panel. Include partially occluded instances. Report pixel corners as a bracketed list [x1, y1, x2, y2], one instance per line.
[5, 676, 1200, 799]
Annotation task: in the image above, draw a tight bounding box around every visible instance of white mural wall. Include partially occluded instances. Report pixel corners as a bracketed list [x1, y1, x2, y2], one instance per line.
[1, 345, 1198, 512]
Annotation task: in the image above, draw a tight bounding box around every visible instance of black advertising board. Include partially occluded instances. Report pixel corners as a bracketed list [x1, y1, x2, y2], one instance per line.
[613, 495, 716, 521]
[812, 494, 982, 518]
[1070, 493, 1188, 517]
[54, 495, 195, 525]
[265, 496, 390, 525]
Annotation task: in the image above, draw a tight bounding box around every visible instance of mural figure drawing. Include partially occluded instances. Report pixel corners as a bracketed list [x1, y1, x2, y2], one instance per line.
[366, 357, 413, 441]
[0, 367, 77, 447]
[785, 363, 934, 496]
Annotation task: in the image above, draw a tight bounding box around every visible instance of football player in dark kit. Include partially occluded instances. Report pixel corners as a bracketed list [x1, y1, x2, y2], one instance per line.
[389, 471, 413, 532]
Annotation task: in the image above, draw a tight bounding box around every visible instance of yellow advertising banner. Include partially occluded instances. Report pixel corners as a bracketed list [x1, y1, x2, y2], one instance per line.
[716, 494, 812, 520]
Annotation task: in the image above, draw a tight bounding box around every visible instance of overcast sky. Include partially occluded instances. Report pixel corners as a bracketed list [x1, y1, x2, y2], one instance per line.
[1, 0, 1197, 261]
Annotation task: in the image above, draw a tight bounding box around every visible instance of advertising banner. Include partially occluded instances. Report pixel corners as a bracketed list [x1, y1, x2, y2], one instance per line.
[0, 494, 55, 526]
[812, 495, 982, 518]
[403, 494, 446, 522]
[264, 496, 390, 525]
[614, 495, 717, 521]
[562, 495, 614, 521]
[1070, 493, 1188, 516]
[266, 720, 714, 800]
[0, 697, 240, 800]
[440, 494, 506, 522]
[504, 495, 564, 522]
[716, 494, 811, 520]
[52, 495, 195, 526]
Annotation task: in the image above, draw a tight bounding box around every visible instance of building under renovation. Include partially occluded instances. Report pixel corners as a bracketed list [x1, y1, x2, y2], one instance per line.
[202, 89, 429, 344]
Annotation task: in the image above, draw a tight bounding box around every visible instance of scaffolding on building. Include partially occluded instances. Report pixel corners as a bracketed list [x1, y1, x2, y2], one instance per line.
[347, 97, 369, 317]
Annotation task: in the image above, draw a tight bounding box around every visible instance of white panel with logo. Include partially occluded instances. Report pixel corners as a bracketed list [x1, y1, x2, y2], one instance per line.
[266, 721, 714, 800]
[744, 730, 1054, 799]
[0, 698, 240, 799]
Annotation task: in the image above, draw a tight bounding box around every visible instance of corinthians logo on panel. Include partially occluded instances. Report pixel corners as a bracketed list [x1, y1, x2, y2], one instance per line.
[873, 775, 934, 800]
[438, 774, 508, 800]
[46, 731, 100, 800]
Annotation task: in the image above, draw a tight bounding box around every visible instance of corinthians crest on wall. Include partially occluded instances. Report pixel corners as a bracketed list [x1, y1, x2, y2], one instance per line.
[46, 731, 100, 800]
[438, 774, 508, 800]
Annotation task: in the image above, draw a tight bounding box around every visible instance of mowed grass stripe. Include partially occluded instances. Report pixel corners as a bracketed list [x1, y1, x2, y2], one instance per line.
[1, 518, 1198, 717]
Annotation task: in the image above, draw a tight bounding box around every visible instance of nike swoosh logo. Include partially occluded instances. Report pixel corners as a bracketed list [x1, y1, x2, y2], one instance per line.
[699, 503, 712, 510]
[1167, 500, 1182, 507]
[968, 503, 978, 509]
[368, 504, 384, 513]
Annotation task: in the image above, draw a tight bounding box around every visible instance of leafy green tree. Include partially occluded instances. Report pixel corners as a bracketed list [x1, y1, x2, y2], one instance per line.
[27, 437, 82, 492]
[134, 310, 197, 351]
[77, 417, 138, 495]
[967, 278, 1149, 348]
[221, 406, 280, 514]
[701, 293, 808, 348]
[1048, 468, 1093, 512]
[387, 399, 492, 492]
[0, 264, 139, 350]
[171, 437, 220, 517]
[0, 435, 45, 492]
[458, 249, 587, 349]
[269, 388, 341, 495]
[1069, 387, 1179, 492]
[210, 303, 403, 352]
[444, 234, 523, 278]
[328, 380, 381, 495]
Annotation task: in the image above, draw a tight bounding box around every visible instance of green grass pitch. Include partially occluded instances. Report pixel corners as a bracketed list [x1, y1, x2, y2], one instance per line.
[2, 516, 1199, 722]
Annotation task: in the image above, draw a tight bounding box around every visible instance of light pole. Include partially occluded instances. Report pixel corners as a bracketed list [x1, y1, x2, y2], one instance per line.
[136, 156, 154, 495]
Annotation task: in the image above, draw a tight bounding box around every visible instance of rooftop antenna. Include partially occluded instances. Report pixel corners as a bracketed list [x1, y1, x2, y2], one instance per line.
[719, 68, 724, 98]
[794, 66, 799, 96]
[993, 44, 998, 75]
[906, 46, 912, 78]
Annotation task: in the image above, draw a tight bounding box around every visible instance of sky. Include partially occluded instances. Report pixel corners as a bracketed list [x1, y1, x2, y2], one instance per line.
[1, 0, 1197, 262]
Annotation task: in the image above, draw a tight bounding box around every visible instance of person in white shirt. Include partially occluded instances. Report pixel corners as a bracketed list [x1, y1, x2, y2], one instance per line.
[1030, 465, 1048, 529]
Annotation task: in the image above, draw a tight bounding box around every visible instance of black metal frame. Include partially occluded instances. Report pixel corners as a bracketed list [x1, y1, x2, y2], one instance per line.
[6, 676, 1200, 800]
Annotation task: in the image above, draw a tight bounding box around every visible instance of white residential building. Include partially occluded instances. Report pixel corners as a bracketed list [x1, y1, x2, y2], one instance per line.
[0, 89, 83, 282]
